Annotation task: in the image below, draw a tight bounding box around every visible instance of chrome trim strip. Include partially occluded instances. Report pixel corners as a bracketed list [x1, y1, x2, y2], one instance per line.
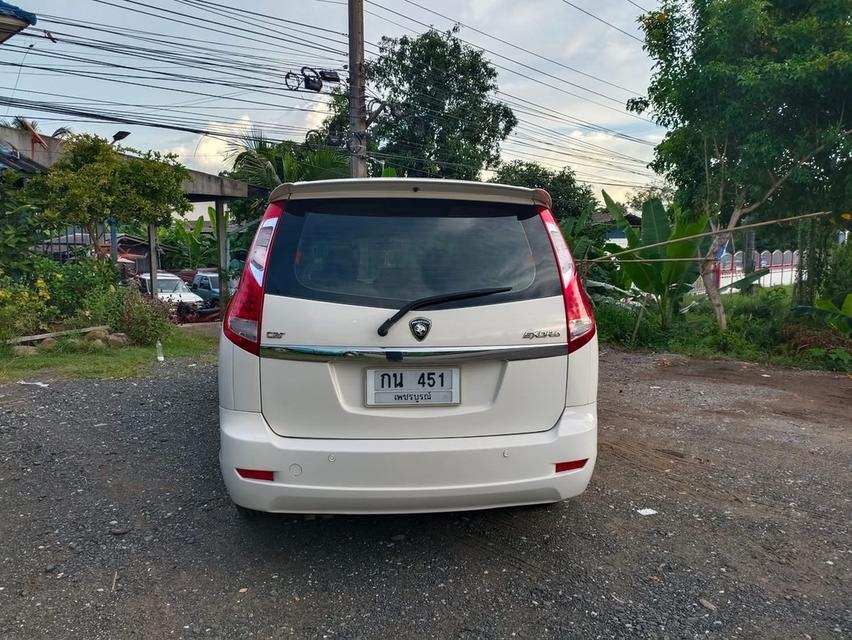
[259, 343, 568, 363]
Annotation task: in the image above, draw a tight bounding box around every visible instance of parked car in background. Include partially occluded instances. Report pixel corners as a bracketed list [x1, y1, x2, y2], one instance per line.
[137, 272, 204, 308]
[219, 178, 598, 517]
[190, 269, 238, 308]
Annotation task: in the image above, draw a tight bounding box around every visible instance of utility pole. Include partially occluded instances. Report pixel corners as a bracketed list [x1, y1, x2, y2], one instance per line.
[348, 0, 368, 178]
[147, 222, 159, 300]
[215, 199, 230, 310]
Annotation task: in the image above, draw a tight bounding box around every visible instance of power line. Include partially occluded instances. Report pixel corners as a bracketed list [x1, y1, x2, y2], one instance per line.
[88, 0, 346, 57]
[40, 14, 345, 66]
[0, 60, 332, 115]
[177, 0, 349, 38]
[1, 2, 658, 185]
[2, 43, 341, 106]
[587, 211, 834, 263]
[365, 0, 654, 120]
[559, 1, 644, 43]
[10, 33, 340, 88]
[54, 3, 656, 158]
[625, 0, 652, 13]
[397, 0, 641, 95]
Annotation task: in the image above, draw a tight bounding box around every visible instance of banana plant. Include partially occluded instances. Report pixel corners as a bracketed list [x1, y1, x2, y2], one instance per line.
[602, 191, 708, 329]
[171, 216, 215, 269]
[793, 294, 852, 336]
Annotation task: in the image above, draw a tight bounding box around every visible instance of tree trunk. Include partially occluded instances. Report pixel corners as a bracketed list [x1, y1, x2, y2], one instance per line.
[700, 258, 726, 330]
[85, 223, 103, 259]
[701, 231, 729, 330]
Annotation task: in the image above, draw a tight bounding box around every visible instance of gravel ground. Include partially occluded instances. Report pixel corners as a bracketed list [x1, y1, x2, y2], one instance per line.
[0, 349, 849, 639]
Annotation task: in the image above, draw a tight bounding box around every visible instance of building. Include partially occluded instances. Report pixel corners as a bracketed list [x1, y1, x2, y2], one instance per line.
[0, 1, 36, 44]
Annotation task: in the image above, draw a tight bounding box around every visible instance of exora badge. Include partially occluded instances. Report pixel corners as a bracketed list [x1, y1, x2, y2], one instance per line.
[523, 329, 562, 339]
[409, 318, 431, 341]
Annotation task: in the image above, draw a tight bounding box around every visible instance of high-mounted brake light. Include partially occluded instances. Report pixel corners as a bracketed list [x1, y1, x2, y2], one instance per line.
[538, 207, 596, 353]
[223, 202, 284, 355]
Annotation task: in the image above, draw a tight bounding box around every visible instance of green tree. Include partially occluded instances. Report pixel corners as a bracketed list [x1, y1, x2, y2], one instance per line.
[489, 160, 604, 260]
[225, 130, 348, 224]
[490, 161, 596, 222]
[0, 171, 44, 274]
[322, 28, 517, 179]
[623, 185, 674, 213]
[30, 135, 190, 254]
[630, 0, 852, 328]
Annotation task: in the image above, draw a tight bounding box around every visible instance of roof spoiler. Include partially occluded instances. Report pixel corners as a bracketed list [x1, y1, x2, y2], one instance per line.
[268, 179, 553, 210]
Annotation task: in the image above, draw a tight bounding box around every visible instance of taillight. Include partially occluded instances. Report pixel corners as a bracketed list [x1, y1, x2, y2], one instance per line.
[539, 207, 596, 353]
[223, 202, 283, 355]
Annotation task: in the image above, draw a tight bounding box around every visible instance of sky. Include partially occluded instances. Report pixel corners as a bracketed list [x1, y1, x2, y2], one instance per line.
[1, 0, 666, 210]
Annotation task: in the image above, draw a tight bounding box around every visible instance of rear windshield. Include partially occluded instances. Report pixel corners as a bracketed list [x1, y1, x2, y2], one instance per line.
[265, 198, 561, 309]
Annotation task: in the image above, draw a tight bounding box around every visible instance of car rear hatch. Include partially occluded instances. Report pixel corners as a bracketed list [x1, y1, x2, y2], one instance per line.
[258, 195, 568, 439]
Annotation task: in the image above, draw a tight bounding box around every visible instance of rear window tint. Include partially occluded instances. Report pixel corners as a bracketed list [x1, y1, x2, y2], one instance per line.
[265, 198, 561, 309]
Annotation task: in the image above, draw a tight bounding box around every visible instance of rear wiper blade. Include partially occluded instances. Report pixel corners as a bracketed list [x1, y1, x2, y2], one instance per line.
[377, 287, 512, 337]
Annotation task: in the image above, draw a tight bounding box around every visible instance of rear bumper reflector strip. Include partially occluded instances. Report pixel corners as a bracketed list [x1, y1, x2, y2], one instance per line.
[236, 468, 275, 481]
[555, 459, 588, 473]
[259, 343, 568, 363]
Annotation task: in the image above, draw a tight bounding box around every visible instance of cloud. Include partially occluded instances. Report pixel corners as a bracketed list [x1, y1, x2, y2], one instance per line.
[166, 114, 254, 175]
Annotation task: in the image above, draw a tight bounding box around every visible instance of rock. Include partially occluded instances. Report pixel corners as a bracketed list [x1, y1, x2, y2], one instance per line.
[38, 337, 58, 352]
[106, 333, 130, 348]
[110, 527, 131, 536]
[85, 329, 110, 341]
[390, 534, 407, 542]
[12, 345, 38, 357]
[89, 339, 107, 351]
[44, 564, 56, 573]
[699, 598, 717, 611]
[654, 353, 689, 367]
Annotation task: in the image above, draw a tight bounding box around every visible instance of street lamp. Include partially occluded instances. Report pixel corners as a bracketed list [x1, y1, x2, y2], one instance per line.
[109, 131, 130, 259]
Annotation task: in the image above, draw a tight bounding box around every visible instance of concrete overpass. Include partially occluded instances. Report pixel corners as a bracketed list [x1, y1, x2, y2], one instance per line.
[0, 126, 262, 201]
[0, 125, 262, 305]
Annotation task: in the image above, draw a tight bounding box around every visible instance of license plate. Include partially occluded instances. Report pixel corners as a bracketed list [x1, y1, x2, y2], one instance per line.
[365, 367, 460, 406]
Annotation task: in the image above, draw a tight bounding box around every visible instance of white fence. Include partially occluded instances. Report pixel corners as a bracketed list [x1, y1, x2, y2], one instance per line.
[693, 249, 801, 293]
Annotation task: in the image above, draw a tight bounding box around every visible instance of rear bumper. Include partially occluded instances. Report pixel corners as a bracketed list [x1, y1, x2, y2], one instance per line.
[219, 405, 597, 514]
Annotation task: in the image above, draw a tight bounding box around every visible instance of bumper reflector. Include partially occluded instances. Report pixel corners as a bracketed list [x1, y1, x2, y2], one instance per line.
[555, 459, 588, 473]
[236, 468, 274, 481]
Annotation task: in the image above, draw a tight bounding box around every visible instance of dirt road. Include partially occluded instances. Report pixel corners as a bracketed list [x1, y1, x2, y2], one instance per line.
[1, 349, 849, 638]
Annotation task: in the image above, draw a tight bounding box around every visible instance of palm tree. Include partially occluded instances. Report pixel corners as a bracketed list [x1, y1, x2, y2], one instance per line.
[227, 127, 348, 190]
[0, 116, 71, 138]
[225, 128, 349, 227]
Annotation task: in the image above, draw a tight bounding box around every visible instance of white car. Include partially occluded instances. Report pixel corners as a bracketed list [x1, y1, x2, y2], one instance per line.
[137, 272, 203, 307]
[219, 179, 598, 516]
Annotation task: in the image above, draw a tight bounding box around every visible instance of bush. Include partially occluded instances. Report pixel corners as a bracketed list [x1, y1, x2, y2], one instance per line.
[820, 241, 852, 308]
[593, 300, 667, 349]
[0, 269, 54, 340]
[32, 256, 120, 318]
[75, 286, 170, 345]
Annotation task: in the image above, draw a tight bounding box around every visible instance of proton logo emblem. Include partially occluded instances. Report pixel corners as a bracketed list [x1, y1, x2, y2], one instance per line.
[409, 318, 431, 341]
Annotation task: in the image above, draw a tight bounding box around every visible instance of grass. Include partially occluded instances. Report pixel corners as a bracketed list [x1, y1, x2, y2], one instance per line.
[0, 327, 218, 381]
